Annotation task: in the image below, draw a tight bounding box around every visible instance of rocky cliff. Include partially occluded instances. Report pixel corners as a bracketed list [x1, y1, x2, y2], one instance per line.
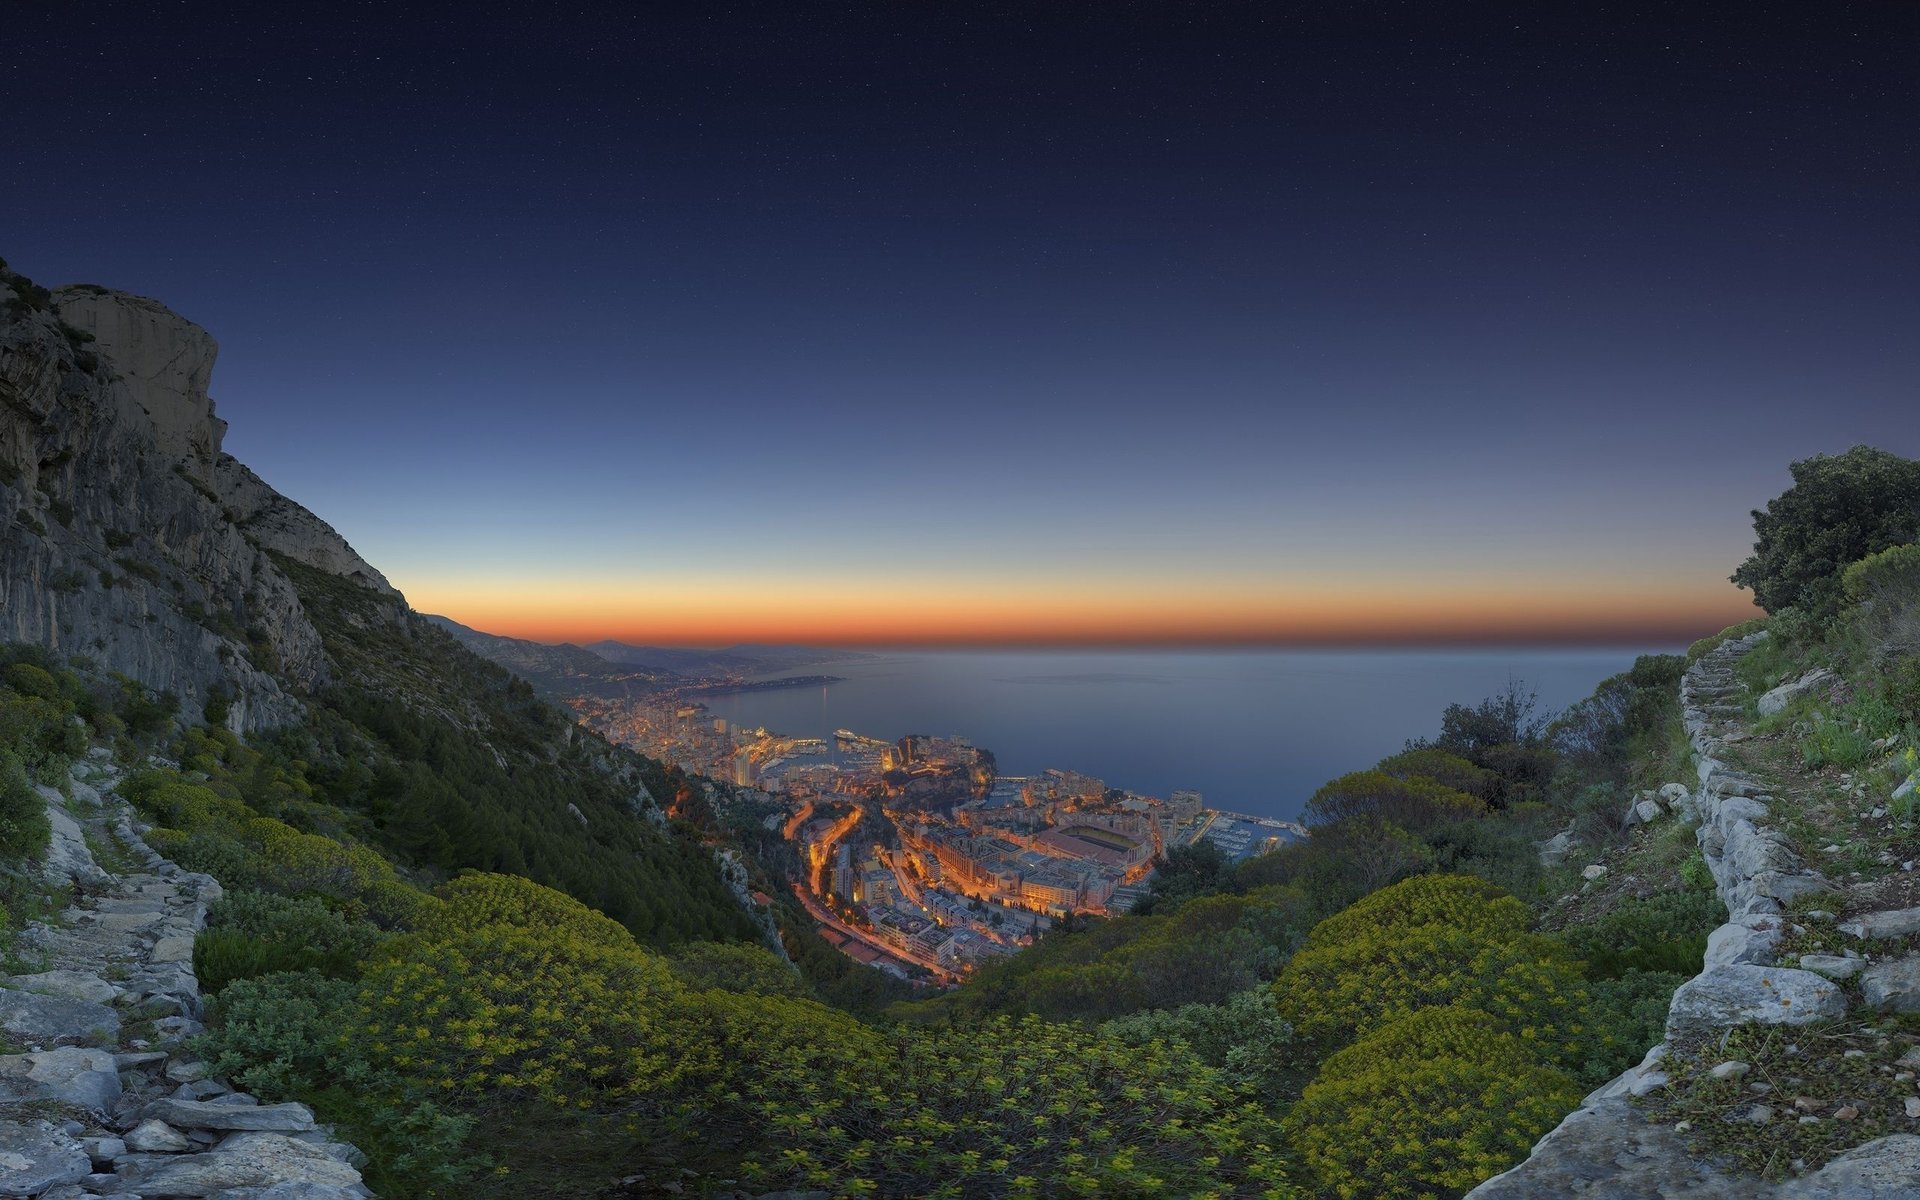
[0, 262, 392, 730]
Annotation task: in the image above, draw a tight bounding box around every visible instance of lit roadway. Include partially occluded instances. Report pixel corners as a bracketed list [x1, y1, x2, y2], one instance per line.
[780, 799, 815, 843]
[789, 880, 956, 984]
[806, 803, 864, 896]
[881, 846, 927, 908]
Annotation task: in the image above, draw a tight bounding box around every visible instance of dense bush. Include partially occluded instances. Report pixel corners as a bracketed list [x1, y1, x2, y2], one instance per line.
[1303, 770, 1484, 831]
[667, 940, 809, 997]
[1842, 542, 1920, 665]
[915, 885, 1305, 1024]
[1273, 876, 1587, 1057]
[1374, 748, 1498, 800]
[0, 750, 52, 862]
[1283, 1006, 1582, 1200]
[1556, 889, 1719, 979]
[1104, 985, 1296, 1092]
[196, 890, 385, 991]
[1732, 446, 1920, 618]
[724, 1012, 1292, 1199]
[358, 874, 694, 1107]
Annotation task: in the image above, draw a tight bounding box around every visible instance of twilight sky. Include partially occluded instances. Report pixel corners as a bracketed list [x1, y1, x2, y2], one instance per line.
[6, 2, 1917, 646]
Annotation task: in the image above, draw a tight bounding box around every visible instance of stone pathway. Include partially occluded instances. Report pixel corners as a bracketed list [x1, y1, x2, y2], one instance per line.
[0, 748, 369, 1199]
[1471, 633, 1920, 1198]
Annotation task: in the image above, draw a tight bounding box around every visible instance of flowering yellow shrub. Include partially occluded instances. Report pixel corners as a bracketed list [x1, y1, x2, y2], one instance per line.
[417, 872, 634, 946]
[1296, 873, 1527, 954]
[356, 873, 698, 1109]
[1273, 875, 1588, 1055]
[1283, 1014, 1581, 1200]
[720, 1012, 1296, 1199]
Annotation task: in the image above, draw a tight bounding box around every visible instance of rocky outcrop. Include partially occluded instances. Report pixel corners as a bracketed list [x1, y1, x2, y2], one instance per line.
[212, 456, 394, 597]
[1470, 633, 1920, 1198]
[1, 267, 396, 730]
[0, 751, 369, 1198]
[1757, 667, 1839, 717]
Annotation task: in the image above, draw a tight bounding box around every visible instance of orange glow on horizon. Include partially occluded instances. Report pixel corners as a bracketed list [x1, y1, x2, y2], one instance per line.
[404, 571, 1759, 649]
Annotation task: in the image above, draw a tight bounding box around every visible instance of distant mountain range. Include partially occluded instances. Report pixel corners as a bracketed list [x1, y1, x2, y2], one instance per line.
[583, 639, 854, 678]
[425, 617, 856, 699]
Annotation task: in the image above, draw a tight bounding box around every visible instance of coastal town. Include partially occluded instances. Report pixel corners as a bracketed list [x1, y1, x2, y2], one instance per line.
[571, 691, 1307, 984]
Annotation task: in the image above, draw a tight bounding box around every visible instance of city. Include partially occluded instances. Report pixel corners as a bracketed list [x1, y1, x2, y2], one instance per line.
[571, 690, 1308, 984]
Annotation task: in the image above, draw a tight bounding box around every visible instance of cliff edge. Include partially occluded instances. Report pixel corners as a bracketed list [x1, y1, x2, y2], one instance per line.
[0, 263, 393, 729]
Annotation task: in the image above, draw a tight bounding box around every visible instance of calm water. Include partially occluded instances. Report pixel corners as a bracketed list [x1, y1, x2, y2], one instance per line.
[700, 648, 1673, 823]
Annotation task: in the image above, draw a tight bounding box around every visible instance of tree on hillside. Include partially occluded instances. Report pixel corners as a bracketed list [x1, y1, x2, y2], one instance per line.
[1430, 679, 1549, 756]
[1732, 445, 1920, 618]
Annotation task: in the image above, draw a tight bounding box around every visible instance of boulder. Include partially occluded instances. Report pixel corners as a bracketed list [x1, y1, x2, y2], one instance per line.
[3, 970, 118, 1006]
[0, 1047, 121, 1112]
[1858, 957, 1920, 1014]
[0, 986, 120, 1045]
[113, 1131, 363, 1197]
[1537, 828, 1577, 867]
[0, 1120, 91, 1197]
[1705, 921, 1780, 969]
[40, 801, 110, 889]
[125, 1118, 194, 1153]
[1784, 1134, 1920, 1199]
[1464, 1098, 1769, 1199]
[1756, 668, 1838, 716]
[1666, 965, 1848, 1038]
[143, 1099, 316, 1133]
[1798, 954, 1864, 981]
[1839, 906, 1920, 940]
[80, 1135, 125, 1166]
[152, 935, 197, 964]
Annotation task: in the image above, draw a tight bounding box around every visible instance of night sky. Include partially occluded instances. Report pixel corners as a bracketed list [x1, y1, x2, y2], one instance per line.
[7, 2, 1917, 645]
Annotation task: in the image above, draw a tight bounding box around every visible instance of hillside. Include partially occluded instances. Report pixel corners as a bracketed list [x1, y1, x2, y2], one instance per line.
[4, 252, 1918, 1198]
[424, 614, 684, 699]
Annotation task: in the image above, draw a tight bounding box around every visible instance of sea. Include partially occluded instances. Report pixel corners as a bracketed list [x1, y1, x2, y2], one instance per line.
[698, 648, 1676, 824]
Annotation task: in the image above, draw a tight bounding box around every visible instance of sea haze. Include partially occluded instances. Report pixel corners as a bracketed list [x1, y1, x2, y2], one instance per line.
[699, 648, 1674, 823]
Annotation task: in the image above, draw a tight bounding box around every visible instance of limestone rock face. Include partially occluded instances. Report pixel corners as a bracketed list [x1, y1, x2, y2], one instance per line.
[212, 456, 394, 596]
[51, 285, 225, 480]
[0, 273, 401, 730]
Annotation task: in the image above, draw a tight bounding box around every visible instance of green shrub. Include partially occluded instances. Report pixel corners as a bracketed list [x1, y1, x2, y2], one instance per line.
[193, 970, 483, 1198]
[0, 751, 52, 861]
[1732, 446, 1920, 618]
[1283, 1006, 1582, 1200]
[195, 931, 332, 994]
[1557, 890, 1721, 979]
[722, 1009, 1289, 1199]
[666, 940, 808, 997]
[1104, 985, 1296, 1092]
[1273, 876, 1588, 1056]
[1799, 712, 1874, 771]
[1305, 770, 1485, 831]
[195, 970, 366, 1100]
[196, 890, 385, 991]
[356, 874, 695, 1107]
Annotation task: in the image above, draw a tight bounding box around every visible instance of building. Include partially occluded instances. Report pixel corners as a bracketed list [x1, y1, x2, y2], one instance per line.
[833, 842, 855, 901]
